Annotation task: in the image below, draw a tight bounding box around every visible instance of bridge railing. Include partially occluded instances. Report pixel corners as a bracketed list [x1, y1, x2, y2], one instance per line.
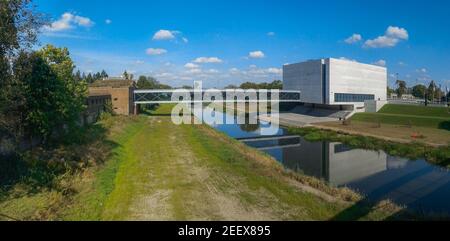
[134, 89, 301, 104]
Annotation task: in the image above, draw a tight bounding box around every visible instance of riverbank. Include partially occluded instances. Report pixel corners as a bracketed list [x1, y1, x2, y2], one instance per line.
[286, 125, 450, 168]
[1, 105, 408, 220]
[213, 102, 449, 167]
[314, 121, 449, 147]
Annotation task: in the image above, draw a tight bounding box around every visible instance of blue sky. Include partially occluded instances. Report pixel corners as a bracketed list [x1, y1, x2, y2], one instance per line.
[36, 0, 450, 88]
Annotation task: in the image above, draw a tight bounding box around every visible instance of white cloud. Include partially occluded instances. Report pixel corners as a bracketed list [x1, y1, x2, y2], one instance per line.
[386, 26, 409, 40]
[155, 72, 175, 78]
[339, 57, 357, 62]
[267, 32, 275, 36]
[266, 68, 282, 74]
[184, 63, 199, 69]
[246, 66, 282, 76]
[43, 12, 94, 32]
[249, 51, 265, 59]
[187, 68, 202, 74]
[74, 16, 93, 27]
[182, 37, 189, 43]
[206, 69, 219, 74]
[193, 57, 223, 64]
[417, 68, 427, 73]
[145, 48, 167, 55]
[344, 34, 362, 44]
[105, 19, 112, 24]
[364, 26, 408, 48]
[135, 60, 145, 64]
[229, 68, 240, 74]
[153, 29, 177, 40]
[372, 59, 386, 67]
[364, 36, 399, 48]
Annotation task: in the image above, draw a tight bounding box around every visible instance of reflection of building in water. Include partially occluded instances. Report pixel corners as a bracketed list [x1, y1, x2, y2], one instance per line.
[281, 140, 450, 213]
[328, 143, 387, 186]
[282, 141, 387, 186]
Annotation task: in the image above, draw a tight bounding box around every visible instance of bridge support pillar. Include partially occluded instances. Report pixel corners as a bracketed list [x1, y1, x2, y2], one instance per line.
[134, 104, 139, 115]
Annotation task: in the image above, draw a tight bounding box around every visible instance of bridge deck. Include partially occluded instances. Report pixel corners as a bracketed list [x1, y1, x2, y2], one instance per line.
[134, 89, 301, 104]
[237, 135, 300, 142]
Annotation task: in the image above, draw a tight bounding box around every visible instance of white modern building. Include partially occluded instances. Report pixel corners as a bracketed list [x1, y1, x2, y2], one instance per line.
[283, 58, 387, 110]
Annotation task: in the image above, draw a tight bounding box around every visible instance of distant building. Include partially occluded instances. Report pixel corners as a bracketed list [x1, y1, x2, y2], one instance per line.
[88, 79, 137, 116]
[283, 58, 387, 110]
[389, 93, 415, 100]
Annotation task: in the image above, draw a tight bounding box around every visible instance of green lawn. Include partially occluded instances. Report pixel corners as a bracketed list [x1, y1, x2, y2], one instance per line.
[379, 104, 450, 118]
[352, 104, 450, 130]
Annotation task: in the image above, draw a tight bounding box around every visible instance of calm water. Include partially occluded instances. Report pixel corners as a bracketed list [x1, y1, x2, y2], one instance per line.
[206, 109, 450, 214]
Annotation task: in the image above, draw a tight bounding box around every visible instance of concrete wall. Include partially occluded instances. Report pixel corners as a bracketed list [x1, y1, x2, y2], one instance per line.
[365, 100, 388, 113]
[283, 60, 324, 104]
[327, 58, 387, 108]
[82, 95, 112, 124]
[89, 86, 134, 115]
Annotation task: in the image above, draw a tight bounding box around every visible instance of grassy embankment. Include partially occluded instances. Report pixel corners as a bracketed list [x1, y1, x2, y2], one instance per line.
[0, 114, 144, 220]
[1, 104, 406, 220]
[297, 104, 450, 167]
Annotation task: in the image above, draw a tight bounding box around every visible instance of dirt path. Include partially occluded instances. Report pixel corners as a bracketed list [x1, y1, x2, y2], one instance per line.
[106, 116, 279, 220]
[99, 108, 397, 221]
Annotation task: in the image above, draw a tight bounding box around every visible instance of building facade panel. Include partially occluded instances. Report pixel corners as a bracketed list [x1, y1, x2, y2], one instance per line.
[283, 60, 324, 104]
[283, 58, 387, 109]
[327, 58, 387, 107]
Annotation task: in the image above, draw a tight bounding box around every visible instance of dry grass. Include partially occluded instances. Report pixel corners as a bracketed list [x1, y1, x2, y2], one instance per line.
[315, 121, 450, 147]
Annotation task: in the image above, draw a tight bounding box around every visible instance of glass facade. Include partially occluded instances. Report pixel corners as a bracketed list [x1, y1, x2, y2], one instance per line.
[334, 93, 375, 103]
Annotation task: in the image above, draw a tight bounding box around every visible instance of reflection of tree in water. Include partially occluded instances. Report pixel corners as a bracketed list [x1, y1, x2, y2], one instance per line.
[239, 114, 260, 132]
[239, 123, 260, 132]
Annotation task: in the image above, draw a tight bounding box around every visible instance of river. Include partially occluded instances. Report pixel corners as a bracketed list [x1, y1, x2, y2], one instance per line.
[204, 107, 450, 215]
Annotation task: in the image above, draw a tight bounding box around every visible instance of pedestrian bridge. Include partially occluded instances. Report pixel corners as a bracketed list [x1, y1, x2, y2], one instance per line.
[237, 135, 301, 150]
[134, 89, 301, 104]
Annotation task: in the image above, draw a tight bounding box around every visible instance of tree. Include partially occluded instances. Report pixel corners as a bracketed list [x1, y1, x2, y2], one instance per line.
[240, 82, 260, 89]
[427, 81, 437, 101]
[100, 70, 108, 79]
[35, 45, 87, 140]
[0, 0, 45, 56]
[240, 80, 283, 89]
[86, 73, 93, 83]
[395, 80, 407, 97]
[94, 72, 101, 81]
[122, 70, 133, 80]
[122, 70, 129, 80]
[137, 76, 153, 89]
[13, 51, 61, 141]
[1, 0, 45, 145]
[136, 75, 171, 89]
[268, 80, 283, 89]
[387, 87, 395, 97]
[74, 70, 82, 82]
[412, 84, 427, 99]
[224, 84, 238, 89]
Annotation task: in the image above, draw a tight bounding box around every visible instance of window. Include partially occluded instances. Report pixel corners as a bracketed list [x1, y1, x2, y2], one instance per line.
[334, 144, 353, 154]
[334, 93, 374, 103]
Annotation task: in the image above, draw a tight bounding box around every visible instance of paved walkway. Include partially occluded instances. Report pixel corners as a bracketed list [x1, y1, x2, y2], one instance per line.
[259, 112, 339, 127]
